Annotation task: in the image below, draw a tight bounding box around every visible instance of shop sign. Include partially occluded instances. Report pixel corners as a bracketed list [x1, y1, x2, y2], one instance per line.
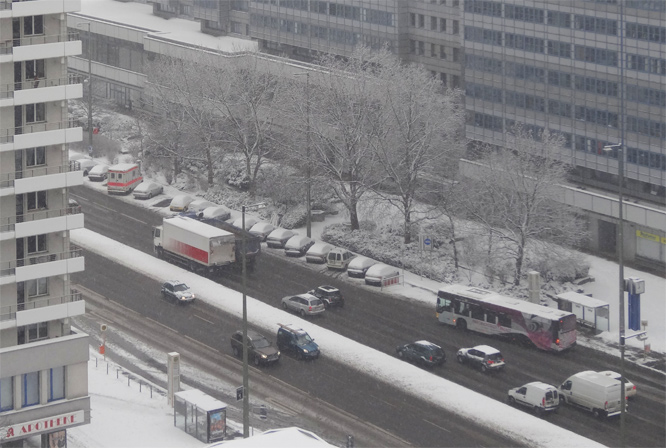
[0, 411, 84, 441]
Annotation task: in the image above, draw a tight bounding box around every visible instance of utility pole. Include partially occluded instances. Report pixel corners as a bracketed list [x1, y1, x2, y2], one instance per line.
[77, 22, 93, 157]
[294, 71, 311, 237]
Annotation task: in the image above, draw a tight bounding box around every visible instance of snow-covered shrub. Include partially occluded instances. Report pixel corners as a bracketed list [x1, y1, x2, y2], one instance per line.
[280, 204, 307, 229]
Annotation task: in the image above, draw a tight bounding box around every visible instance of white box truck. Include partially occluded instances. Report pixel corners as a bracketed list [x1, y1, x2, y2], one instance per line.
[559, 370, 626, 419]
[153, 216, 235, 274]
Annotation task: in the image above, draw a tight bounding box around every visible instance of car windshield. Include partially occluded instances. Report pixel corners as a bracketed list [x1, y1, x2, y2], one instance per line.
[253, 338, 270, 349]
[173, 284, 189, 292]
[295, 334, 313, 345]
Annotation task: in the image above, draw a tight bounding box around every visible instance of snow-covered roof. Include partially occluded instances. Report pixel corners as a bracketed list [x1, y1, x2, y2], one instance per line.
[306, 242, 334, 256]
[174, 389, 227, 412]
[207, 427, 334, 447]
[556, 291, 610, 308]
[109, 162, 138, 172]
[164, 216, 232, 239]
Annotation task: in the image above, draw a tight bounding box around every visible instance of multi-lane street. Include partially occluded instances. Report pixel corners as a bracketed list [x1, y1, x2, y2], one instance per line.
[71, 185, 665, 447]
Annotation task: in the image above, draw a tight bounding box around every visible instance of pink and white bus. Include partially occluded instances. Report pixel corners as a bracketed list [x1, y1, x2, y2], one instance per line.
[107, 163, 142, 195]
[436, 284, 577, 352]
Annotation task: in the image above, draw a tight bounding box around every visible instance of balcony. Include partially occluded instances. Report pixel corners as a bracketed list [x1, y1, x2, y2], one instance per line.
[0, 162, 83, 197]
[0, 120, 83, 152]
[1, 0, 82, 19]
[0, 204, 84, 241]
[0, 32, 81, 64]
[0, 244, 85, 285]
[0, 290, 85, 330]
[0, 73, 83, 107]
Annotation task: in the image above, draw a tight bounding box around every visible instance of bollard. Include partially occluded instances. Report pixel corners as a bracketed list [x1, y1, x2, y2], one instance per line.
[117, 368, 120, 379]
[106, 363, 109, 374]
[150, 385, 152, 398]
[95, 357, 98, 368]
[140, 381, 142, 393]
[127, 376, 130, 387]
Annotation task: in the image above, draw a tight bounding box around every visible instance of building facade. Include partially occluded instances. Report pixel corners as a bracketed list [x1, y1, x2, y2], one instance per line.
[0, 0, 90, 445]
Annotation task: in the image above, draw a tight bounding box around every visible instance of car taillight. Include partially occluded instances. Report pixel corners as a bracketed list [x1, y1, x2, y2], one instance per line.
[632, 385, 636, 391]
[604, 401, 608, 409]
[556, 338, 560, 345]
[309, 306, 312, 311]
[487, 360, 494, 364]
[542, 397, 545, 406]
[429, 356, 433, 361]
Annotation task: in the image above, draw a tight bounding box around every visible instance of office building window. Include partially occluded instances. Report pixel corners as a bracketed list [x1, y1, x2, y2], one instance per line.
[430, 43, 437, 57]
[0, 377, 13, 411]
[27, 278, 48, 297]
[505, 5, 544, 23]
[410, 13, 416, 27]
[440, 17, 446, 32]
[23, 372, 40, 407]
[26, 191, 47, 211]
[27, 234, 47, 254]
[548, 41, 571, 58]
[25, 60, 45, 80]
[547, 11, 571, 28]
[574, 46, 618, 67]
[49, 367, 65, 402]
[452, 20, 459, 35]
[25, 147, 46, 167]
[574, 15, 617, 35]
[431, 16, 437, 30]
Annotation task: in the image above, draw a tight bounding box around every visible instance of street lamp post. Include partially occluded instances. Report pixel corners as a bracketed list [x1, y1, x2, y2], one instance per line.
[604, 143, 626, 440]
[77, 22, 93, 157]
[241, 202, 265, 438]
[294, 71, 311, 238]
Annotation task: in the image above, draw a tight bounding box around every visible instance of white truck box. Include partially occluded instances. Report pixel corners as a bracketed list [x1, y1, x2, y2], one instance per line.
[154, 216, 235, 271]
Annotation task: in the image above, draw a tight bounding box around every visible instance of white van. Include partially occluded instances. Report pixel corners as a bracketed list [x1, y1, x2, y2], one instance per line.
[508, 381, 560, 416]
[326, 248, 355, 270]
[559, 371, 625, 419]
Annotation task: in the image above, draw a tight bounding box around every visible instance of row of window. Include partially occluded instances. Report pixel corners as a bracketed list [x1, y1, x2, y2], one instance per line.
[466, 54, 666, 108]
[409, 40, 460, 62]
[409, 13, 460, 35]
[251, 0, 395, 26]
[250, 14, 393, 49]
[469, 112, 666, 170]
[0, 367, 65, 412]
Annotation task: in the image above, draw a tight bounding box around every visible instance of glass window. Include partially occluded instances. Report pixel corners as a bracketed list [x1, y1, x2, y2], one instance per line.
[23, 16, 44, 35]
[26, 147, 46, 167]
[0, 377, 13, 411]
[27, 277, 48, 297]
[27, 234, 46, 254]
[49, 367, 65, 401]
[27, 190, 47, 210]
[25, 60, 45, 80]
[25, 103, 45, 123]
[23, 372, 39, 407]
[27, 322, 48, 341]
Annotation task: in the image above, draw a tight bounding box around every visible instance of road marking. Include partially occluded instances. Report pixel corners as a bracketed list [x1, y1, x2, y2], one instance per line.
[146, 317, 175, 333]
[121, 212, 150, 225]
[193, 314, 215, 325]
[424, 419, 451, 433]
[183, 335, 217, 353]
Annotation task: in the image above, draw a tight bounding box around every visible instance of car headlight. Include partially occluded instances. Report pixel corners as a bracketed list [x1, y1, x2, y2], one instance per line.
[277, 351, 281, 356]
[302, 349, 309, 354]
[181, 296, 186, 300]
[261, 354, 267, 359]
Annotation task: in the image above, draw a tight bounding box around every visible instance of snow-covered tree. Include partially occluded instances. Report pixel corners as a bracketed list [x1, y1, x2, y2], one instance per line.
[369, 55, 465, 244]
[463, 125, 588, 285]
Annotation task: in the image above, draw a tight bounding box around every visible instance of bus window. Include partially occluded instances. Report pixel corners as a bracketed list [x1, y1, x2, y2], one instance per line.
[456, 302, 469, 315]
[470, 304, 484, 320]
[498, 313, 511, 328]
[485, 311, 497, 324]
[437, 297, 453, 313]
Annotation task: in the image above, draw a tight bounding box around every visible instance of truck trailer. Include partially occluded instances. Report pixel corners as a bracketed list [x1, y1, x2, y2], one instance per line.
[153, 216, 236, 274]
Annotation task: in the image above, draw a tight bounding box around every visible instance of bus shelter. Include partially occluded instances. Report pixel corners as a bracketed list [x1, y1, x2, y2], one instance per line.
[174, 389, 227, 443]
[555, 291, 610, 333]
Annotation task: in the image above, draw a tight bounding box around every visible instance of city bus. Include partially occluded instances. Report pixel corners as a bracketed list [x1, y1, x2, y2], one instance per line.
[436, 284, 577, 352]
[107, 163, 142, 195]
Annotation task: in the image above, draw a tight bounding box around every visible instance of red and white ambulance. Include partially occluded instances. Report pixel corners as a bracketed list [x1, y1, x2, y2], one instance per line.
[107, 163, 142, 195]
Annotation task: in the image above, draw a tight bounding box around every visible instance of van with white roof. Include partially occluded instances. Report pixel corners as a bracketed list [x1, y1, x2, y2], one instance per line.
[559, 370, 625, 419]
[508, 381, 560, 416]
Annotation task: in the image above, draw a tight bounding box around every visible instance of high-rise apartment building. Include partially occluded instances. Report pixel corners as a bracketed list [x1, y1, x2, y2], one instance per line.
[0, 0, 90, 446]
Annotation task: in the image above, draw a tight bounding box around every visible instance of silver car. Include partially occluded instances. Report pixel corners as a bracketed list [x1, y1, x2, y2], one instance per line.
[281, 293, 325, 317]
[133, 181, 163, 199]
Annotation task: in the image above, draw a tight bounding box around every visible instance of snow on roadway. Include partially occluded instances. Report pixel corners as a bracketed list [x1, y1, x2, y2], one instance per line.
[71, 228, 604, 448]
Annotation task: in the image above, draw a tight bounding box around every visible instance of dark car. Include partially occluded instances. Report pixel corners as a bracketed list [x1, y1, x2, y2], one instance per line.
[276, 324, 320, 360]
[396, 340, 446, 368]
[457, 345, 505, 373]
[160, 280, 195, 304]
[230, 330, 280, 366]
[308, 285, 344, 308]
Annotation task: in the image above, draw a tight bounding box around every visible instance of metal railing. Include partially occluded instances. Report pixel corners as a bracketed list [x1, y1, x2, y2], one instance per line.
[0, 289, 83, 323]
[0, 204, 81, 233]
[0, 244, 83, 278]
[0, 30, 79, 54]
[0, 73, 82, 99]
[0, 119, 79, 144]
[0, 162, 77, 189]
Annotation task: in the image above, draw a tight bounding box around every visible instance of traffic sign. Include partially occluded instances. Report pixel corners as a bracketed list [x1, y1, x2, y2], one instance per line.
[236, 386, 244, 401]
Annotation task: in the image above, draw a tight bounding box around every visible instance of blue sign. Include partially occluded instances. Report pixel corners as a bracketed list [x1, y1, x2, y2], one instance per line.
[424, 238, 431, 246]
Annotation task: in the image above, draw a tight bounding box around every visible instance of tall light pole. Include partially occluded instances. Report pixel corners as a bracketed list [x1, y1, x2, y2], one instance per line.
[294, 71, 311, 238]
[240, 202, 265, 438]
[77, 22, 93, 157]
